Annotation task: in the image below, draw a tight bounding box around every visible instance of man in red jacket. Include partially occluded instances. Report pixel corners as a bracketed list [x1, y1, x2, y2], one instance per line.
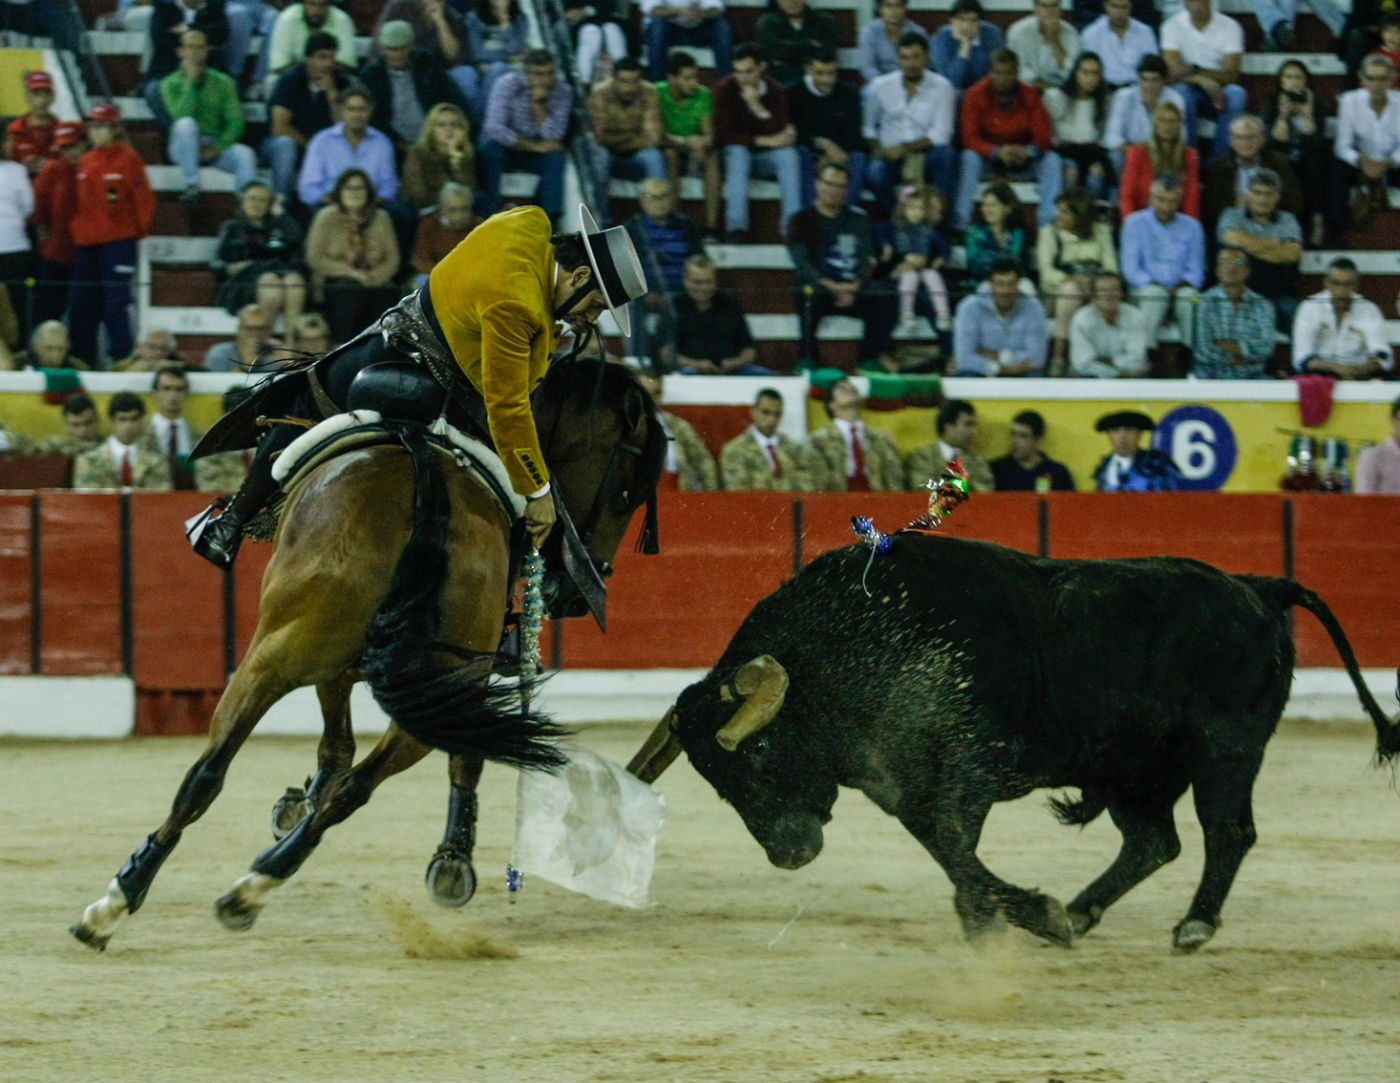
[953, 48, 1061, 230]
[30, 121, 86, 325]
[70, 103, 157, 368]
[713, 42, 802, 242]
[8, 71, 58, 178]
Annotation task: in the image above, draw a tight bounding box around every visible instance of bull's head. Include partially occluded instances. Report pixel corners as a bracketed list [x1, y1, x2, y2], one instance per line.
[628, 655, 836, 869]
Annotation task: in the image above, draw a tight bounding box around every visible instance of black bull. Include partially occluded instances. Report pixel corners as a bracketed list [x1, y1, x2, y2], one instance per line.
[629, 535, 1399, 953]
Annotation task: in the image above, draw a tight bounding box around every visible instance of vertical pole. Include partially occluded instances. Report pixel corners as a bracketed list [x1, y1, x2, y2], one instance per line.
[1282, 498, 1295, 640]
[120, 493, 133, 677]
[223, 565, 237, 677]
[791, 498, 804, 577]
[29, 494, 41, 675]
[1038, 497, 1050, 558]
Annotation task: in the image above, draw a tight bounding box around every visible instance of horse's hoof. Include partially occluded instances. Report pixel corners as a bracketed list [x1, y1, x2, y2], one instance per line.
[215, 891, 261, 932]
[1172, 918, 1216, 954]
[1068, 904, 1103, 938]
[425, 849, 477, 908]
[69, 923, 110, 952]
[270, 787, 312, 840]
[1034, 894, 1075, 948]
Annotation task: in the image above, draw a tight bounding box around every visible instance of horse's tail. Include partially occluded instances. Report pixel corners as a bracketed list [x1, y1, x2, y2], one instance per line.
[359, 425, 568, 771]
[1240, 575, 1400, 765]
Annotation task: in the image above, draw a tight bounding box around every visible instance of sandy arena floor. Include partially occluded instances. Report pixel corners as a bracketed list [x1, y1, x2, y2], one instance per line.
[1, 719, 1396, 1083]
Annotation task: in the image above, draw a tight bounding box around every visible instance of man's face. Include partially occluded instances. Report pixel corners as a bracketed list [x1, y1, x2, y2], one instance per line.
[302, 0, 331, 27]
[1104, 0, 1131, 27]
[442, 193, 475, 230]
[1137, 68, 1165, 100]
[111, 410, 144, 446]
[384, 44, 412, 70]
[988, 271, 1020, 312]
[614, 68, 643, 97]
[1184, 0, 1211, 17]
[669, 65, 699, 97]
[238, 311, 272, 343]
[35, 329, 68, 366]
[153, 374, 189, 418]
[879, 0, 907, 25]
[65, 408, 99, 443]
[1008, 422, 1039, 461]
[1215, 250, 1249, 290]
[240, 184, 272, 219]
[896, 43, 928, 81]
[1326, 268, 1359, 304]
[306, 47, 337, 79]
[990, 60, 1019, 95]
[26, 86, 54, 113]
[829, 380, 862, 422]
[180, 33, 210, 66]
[815, 167, 848, 210]
[1034, 0, 1061, 29]
[639, 183, 675, 219]
[296, 327, 330, 354]
[942, 411, 977, 450]
[340, 95, 371, 132]
[683, 263, 717, 305]
[777, 0, 806, 17]
[135, 333, 174, 363]
[952, 10, 980, 37]
[526, 63, 557, 96]
[1108, 426, 1142, 457]
[1229, 123, 1264, 165]
[1149, 183, 1182, 220]
[553, 268, 608, 337]
[807, 58, 838, 94]
[1093, 276, 1123, 315]
[1245, 182, 1279, 219]
[1360, 63, 1393, 96]
[752, 395, 783, 437]
[733, 57, 763, 89]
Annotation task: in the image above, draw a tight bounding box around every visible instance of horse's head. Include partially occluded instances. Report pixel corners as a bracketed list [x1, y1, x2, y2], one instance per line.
[533, 360, 666, 624]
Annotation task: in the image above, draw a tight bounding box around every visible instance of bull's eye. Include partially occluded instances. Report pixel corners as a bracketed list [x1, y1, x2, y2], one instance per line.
[745, 735, 770, 765]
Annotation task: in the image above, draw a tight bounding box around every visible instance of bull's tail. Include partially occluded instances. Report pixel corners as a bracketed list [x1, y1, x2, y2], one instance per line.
[1241, 575, 1400, 764]
[1049, 791, 1107, 826]
[359, 425, 568, 771]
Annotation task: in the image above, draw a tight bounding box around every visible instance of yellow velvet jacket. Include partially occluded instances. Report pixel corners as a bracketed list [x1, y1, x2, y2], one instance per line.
[428, 205, 559, 496]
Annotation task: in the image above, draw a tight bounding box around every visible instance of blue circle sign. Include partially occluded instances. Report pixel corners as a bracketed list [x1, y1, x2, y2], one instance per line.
[1151, 404, 1237, 491]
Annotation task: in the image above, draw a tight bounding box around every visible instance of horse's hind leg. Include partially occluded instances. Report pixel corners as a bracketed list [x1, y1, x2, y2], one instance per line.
[216, 725, 432, 931]
[271, 673, 358, 839]
[71, 649, 299, 951]
[425, 755, 485, 907]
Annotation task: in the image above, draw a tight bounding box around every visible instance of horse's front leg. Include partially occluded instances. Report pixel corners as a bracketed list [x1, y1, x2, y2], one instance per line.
[425, 755, 486, 906]
[71, 647, 298, 951]
[216, 724, 432, 932]
[270, 673, 358, 838]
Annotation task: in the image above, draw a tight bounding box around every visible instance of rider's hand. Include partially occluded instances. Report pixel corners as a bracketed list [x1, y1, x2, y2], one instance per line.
[525, 492, 557, 549]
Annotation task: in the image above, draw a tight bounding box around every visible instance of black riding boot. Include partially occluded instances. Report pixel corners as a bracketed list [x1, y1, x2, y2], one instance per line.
[191, 425, 296, 570]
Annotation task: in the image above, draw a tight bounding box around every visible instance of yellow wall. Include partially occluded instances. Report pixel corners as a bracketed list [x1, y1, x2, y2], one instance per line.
[0, 392, 230, 441]
[0, 49, 46, 114]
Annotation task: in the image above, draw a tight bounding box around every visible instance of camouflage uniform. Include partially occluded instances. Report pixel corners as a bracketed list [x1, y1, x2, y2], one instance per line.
[904, 443, 995, 492]
[663, 411, 718, 492]
[0, 420, 33, 454]
[719, 429, 813, 492]
[807, 423, 904, 491]
[72, 442, 174, 490]
[34, 434, 98, 457]
[195, 450, 252, 492]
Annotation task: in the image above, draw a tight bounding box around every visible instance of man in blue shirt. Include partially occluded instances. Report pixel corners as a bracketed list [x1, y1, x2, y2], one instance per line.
[1080, 0, 1159, 87]
[952, 258, 1049, 376]
[1119, 173, 1204, 359]
[296, 84, 399, 206]
[930, 0, 1005, 91]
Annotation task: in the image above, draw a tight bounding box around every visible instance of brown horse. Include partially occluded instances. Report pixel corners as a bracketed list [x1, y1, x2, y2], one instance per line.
[71, 361, 664, 950]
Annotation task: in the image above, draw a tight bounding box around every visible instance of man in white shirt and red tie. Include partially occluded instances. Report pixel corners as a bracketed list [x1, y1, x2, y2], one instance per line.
[719, 387, 812, 490]
[72, 392, 173, 491]
[145, 364, 205, 489]
[807, 378, 904, 491]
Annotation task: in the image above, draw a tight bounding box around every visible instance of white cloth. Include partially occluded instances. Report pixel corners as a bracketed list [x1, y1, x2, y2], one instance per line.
[1069, 302, 1150, 377]
[1159, 9, 1243, 70]
[1333, 88, 1400, 169]
[861, 68, 957, 149]
[513, 746, 667, 909]
[1291, 291, 1394, 372]
[1006, 14, 1079, 87]
[0, 160, 34, 255]
[1042, 90, 1105, 144]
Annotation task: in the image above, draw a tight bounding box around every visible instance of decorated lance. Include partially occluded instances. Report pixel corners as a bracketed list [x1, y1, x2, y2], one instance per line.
[851, 460, 973, 595]
[505, 548, 546, 901]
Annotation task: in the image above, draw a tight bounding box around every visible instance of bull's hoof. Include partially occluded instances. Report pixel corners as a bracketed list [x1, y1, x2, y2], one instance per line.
[270, 786, 312, 840]
[425, 848, 477, 908]
[69, 923, 110, 952]
[215, 891, 261, 932]
[1171, 918, 1216, 954]
[1068, 903, 1103, 938]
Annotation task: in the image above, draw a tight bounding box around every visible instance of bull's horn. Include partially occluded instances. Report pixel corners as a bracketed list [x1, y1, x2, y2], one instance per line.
[715, 655, 789, 752]
[626, 706, 682, 783]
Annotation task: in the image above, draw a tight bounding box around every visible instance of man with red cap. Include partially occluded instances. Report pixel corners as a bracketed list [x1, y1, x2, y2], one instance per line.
[9, 71, 58, 177]
[30, 121, 87, 324]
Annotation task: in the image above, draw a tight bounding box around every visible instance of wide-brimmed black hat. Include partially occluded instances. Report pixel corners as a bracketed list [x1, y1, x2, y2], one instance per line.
[1095, 410, 1155, 432]
[578, 203, 647, 337]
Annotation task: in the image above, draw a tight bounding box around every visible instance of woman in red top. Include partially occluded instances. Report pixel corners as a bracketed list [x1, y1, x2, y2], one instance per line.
[1118, 100, 1201, 221]
[70, 103, 155, 368]
[30, 121, 87, 325]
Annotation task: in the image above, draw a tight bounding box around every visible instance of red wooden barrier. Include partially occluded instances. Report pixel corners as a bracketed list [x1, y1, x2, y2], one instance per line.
[37, 492, 123, 675]
[798, 492, 1043, 564]
[0, 493, 32, 673]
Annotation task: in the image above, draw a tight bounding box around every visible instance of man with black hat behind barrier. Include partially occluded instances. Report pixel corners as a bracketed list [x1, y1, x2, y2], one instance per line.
[189, 202, 649, 568]
[1093, 409, 1181, 491]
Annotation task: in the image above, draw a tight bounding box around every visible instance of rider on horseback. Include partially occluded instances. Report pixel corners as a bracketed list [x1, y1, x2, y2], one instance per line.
[191, 203, 648, 568]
